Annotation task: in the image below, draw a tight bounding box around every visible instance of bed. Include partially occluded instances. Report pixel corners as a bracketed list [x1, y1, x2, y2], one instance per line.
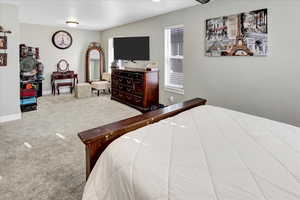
[78, 98, 300, 200]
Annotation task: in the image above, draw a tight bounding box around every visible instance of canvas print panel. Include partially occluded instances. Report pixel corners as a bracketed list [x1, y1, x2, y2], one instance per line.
[206, 9, 268, 56]
[0, 53, 7, 66]
[0, 36, 7, 49]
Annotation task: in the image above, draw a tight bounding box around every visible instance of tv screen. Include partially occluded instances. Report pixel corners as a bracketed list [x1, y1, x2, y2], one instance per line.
[114, 37, 150, 61]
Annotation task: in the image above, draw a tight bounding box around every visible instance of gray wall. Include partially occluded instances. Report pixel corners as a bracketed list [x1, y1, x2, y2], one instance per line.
[101, 0, 300, 127]
[0, 4, 20, 120]
[20, 24, 101, 93]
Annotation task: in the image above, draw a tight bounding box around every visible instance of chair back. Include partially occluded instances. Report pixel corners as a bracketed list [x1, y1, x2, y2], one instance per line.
[102, 72, 111, 82]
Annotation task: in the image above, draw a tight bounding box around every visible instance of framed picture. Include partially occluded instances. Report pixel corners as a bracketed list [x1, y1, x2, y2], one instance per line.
[206, 9, 268, 56]
[0, 36, 7, 49]
[0, 53, 7, 66]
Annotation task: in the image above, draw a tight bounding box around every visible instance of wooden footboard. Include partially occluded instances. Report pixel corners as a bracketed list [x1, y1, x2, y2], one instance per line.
[78, 98, 207, 179]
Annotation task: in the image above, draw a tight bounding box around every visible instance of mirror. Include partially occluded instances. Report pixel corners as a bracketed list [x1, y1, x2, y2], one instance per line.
[86, 42, 105, 82]
[57, 59, 70, 72]
[89, 50, 100, 81]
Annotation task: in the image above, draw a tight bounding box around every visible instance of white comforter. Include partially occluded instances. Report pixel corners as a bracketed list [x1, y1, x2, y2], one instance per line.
[82, 105, 300, 200]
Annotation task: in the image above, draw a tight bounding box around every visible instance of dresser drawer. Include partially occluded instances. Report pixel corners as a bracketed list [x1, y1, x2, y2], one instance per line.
[124, 93, 133, 102]
[133, 72, 144, 80]
[112, 81, 119, 88]
[125, 87, 133, 93]
[120, 71, 130, 78]
[112, 89, 119, 98]
[111, 75, 118, 81]
[111, 77, 119, 87]
[118, 77, 126, 84]
[134, 81, 144, 96]
[133, 95, 143, 106]
[112, 70, 120, 76]
[118, 91, 126, 99]
[125, 78, 133, 85]
[119, 85, 133, 93]
[118, 84, 125, 91]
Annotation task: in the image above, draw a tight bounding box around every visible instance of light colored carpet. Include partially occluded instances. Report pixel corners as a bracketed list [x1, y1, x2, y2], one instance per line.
[0, 94, 140, 200]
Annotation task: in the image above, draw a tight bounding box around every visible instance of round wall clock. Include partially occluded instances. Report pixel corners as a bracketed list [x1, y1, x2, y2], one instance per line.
[52, 30, 73, 49]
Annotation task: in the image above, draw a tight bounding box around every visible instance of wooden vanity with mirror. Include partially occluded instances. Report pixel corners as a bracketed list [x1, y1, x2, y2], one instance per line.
[51, 59, 78, 95]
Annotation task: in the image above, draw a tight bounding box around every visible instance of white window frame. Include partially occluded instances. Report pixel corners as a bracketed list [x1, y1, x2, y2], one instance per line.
[164, 25, 184, 95]
[108, 37, 114, 73]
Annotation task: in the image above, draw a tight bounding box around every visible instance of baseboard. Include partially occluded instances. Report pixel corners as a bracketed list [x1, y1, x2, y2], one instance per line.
[0, 113, 22, 123]
[43, 90, 52, 95]
[43, 88, 72, 96]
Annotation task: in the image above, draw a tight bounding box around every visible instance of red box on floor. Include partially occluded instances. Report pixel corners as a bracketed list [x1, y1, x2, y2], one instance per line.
[20, 89, 36, 98]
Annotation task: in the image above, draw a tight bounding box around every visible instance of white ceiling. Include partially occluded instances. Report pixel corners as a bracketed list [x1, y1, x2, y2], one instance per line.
[0, 0, 199, 30]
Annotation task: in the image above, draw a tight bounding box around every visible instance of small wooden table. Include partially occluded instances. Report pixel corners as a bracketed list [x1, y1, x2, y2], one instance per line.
[51, 71, 78, 95]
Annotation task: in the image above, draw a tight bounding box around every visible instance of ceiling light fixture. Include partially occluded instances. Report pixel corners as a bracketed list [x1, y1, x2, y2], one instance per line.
[152, 0, 161, 2]
[195, 0, 210, 4]
[66, 20, 79, 28]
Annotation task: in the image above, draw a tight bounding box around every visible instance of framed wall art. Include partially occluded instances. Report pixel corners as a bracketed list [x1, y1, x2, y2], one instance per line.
[0, 53, 7, 67]
[205, 9, 268, 57]
[0, 36, 7, 49]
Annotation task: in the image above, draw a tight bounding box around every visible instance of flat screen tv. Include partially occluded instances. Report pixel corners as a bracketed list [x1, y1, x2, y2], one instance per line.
[114, 37, 150, 61]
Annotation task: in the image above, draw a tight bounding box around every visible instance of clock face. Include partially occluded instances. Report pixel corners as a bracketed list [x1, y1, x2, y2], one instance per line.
[52, 30, 73, 49]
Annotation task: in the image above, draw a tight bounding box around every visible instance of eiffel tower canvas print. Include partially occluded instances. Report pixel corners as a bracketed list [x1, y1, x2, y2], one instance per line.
[205, 9, 268, 57]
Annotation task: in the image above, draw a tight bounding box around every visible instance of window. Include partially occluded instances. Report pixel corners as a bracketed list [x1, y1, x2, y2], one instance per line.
[165, 25, 184, 94]
[108, 38, 114, 73]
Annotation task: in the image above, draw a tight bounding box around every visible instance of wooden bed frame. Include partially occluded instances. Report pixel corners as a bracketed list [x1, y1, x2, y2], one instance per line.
[78, 98, 207, 179]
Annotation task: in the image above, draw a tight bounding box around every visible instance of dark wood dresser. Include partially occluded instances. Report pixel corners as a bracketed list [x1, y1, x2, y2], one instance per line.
[111, 67, 159, 112]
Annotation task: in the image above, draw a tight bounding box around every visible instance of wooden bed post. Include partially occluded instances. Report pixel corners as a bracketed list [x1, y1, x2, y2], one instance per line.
[78, 98, 207, 179]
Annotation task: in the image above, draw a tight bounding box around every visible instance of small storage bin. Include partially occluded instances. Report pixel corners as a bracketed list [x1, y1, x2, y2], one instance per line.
[21, 104, 37, 112]
[20, 97, 37, 105]
[20, 89, 36, 98]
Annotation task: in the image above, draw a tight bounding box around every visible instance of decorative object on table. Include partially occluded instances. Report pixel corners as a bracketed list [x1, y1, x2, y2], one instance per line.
[19, 44, 44, 112]
[206, 9, 268, 57]
[111, 60, 118, 68]
[0, 36, 7, 49]
[85, 42, 105, 83]
[0, 53, 7, 66]
[75, 83, 91, 99]
[52, 30, 73, 49]
[51, 60, 78, 95]
[146, 61, 159, 71]
[57, 59, 70, 72]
